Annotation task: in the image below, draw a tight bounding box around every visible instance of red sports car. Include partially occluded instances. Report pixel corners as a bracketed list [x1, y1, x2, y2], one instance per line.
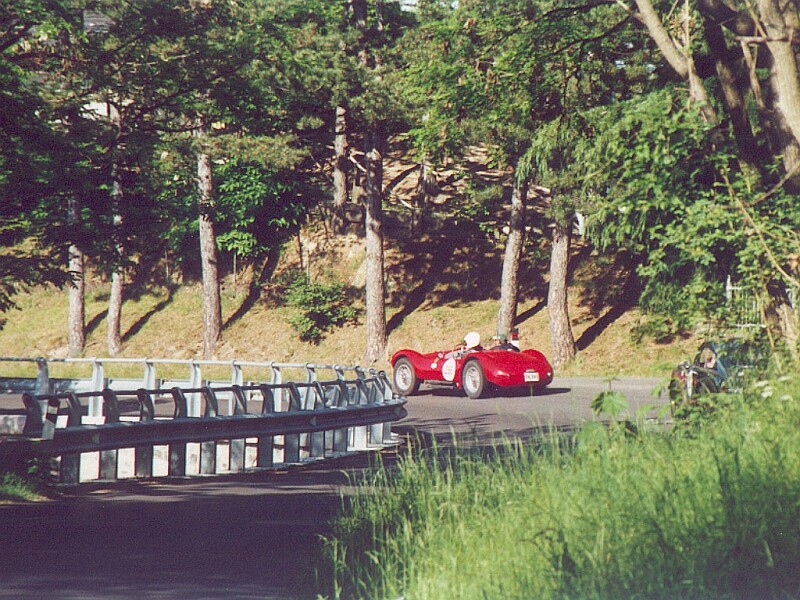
[390, 332, 554, 399]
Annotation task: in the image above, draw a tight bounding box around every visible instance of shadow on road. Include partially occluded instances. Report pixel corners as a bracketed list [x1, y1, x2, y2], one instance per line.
[413, 384, 572, 399]
[0, 455, 382, 600]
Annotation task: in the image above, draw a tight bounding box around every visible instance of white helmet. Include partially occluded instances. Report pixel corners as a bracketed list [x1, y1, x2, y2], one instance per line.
[464, 331, 481, 349]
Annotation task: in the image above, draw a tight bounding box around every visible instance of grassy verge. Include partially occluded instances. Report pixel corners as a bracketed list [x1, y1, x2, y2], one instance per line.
[320, 380, 800, 599]
[0, 442, 50, 503]
[0, 472, 45, 503]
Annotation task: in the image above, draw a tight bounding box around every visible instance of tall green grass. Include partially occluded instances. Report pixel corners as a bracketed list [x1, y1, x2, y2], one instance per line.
[321, 379, 800, 599]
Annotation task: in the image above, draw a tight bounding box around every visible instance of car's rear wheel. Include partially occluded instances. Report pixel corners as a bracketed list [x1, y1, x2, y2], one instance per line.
[393, 357, 420, 396]
[461, 360, 486, 399]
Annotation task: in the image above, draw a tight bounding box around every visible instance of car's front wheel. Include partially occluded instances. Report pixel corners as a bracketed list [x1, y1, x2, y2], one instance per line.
[393, 357, 420, 396]
[461, 360, 486, 399]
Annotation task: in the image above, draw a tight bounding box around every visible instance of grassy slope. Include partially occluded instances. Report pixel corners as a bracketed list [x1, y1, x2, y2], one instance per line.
[0, 224, 698, 379]
[0, 145, 699, 377]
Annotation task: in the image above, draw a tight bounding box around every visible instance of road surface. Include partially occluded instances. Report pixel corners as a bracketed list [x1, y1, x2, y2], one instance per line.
[0, 377, 667, 599]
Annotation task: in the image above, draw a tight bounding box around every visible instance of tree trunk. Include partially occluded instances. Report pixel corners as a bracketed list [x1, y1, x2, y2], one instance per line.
[412, 154, 437, 230]
[332, 104, 349, 232]
[548, 219, 576, 368]
[698, 7, 760, 167]
[764, 282, 799, 365]
[107, 258, 123, 356]
[67, 197, 85, 358]
[197, 130, 222, 359]
[758, 0, 800, 189]
[107, 189, 124, 356]
[106, 103, 124, 356]
[353, 0, 386, 363]
[757, 0, 800, 148]
[496, 176, 528, 338]
[364, 129, 386, 364]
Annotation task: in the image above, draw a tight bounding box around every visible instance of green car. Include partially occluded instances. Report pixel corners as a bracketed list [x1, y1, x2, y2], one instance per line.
[669, 339, 766, 418]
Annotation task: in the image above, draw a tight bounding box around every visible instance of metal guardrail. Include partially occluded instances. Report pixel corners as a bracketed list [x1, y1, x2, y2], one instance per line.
[0, 356, 384, 401]
[0, 357, 407, 485]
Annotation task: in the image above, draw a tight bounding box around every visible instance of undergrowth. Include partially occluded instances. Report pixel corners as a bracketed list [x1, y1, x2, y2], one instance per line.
[0, 473, 44, 503]
[0, 447, 48, 503]
[320, 378, 800, 599]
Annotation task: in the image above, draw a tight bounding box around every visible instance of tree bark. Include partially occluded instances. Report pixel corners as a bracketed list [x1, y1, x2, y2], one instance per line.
[764, 282, 799, 365]
[106, 220, 124, 356]
[752, 0, 800, 188]
[332, 104, 349, 231]
[548, 219, 576, 368]
[196, 127, 222, 359]
[496, 176, 528, 338]
[757, 0, 800, 148]
[698, 6, 760, 167]
[353, 0, 386, 364]
[106, 103, 124, 356]
[696, 0, 800, 187]
[364, 129, 387, 364]
[67, 197, 85, 358]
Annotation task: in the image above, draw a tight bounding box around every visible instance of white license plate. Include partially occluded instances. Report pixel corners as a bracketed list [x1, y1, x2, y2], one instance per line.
[524, 371, 540, 382]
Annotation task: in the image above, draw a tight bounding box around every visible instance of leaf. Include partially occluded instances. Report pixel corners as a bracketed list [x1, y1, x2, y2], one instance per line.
[591, 391, 629, 419]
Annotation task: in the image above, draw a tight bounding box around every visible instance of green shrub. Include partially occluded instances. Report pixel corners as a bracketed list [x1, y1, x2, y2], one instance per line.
[286, 277, 358, 344]
[0, 442, 49, 502]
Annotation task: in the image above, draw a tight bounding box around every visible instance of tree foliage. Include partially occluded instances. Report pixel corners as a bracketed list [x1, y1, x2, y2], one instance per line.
[286, 276, 358, 344]
[4, 0, 800, 357]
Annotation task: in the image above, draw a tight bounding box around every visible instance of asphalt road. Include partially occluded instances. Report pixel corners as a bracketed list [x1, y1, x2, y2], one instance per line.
[0, 377, 667, 599]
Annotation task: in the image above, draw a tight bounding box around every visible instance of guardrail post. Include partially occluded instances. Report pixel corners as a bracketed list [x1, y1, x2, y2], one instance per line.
[58, 392, 84, 484]
[376, 371, 393, 401]
[230, 361, 243, 415]
[309, 382, 326, 458]
[135, 389, 155, 478]
[170, 387, 188, 419]
[334, 365, 346, 381]
[270, 363, 283, 407]
[287, 383, 301, 411]
[256, 384, 275, 468]
[377, 371, 396, 443]
[99, 390, 120, 480]
[365, 376, 383, 447]
[22, 393, 44, 438]
[332, 381, 350, 455]
[283, 384, 302, 463]
[231, 385, 247, 415]
[350, 379, 370, 450]
[228, 385, 247, 473]
[303, 364, 317, 409]
[188, 361, 202, 417]
[64, 392, 83, 426]
[169, 388, 188, 476]
[35, 358, 50, 395]
[202, 388, 219, 417]
[137, 388, 155, 422]
[34, 359, 50, 427]
[91, 359, 105, 392]
[143, 359, 157, 390]
[200, 387, 218, 475]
